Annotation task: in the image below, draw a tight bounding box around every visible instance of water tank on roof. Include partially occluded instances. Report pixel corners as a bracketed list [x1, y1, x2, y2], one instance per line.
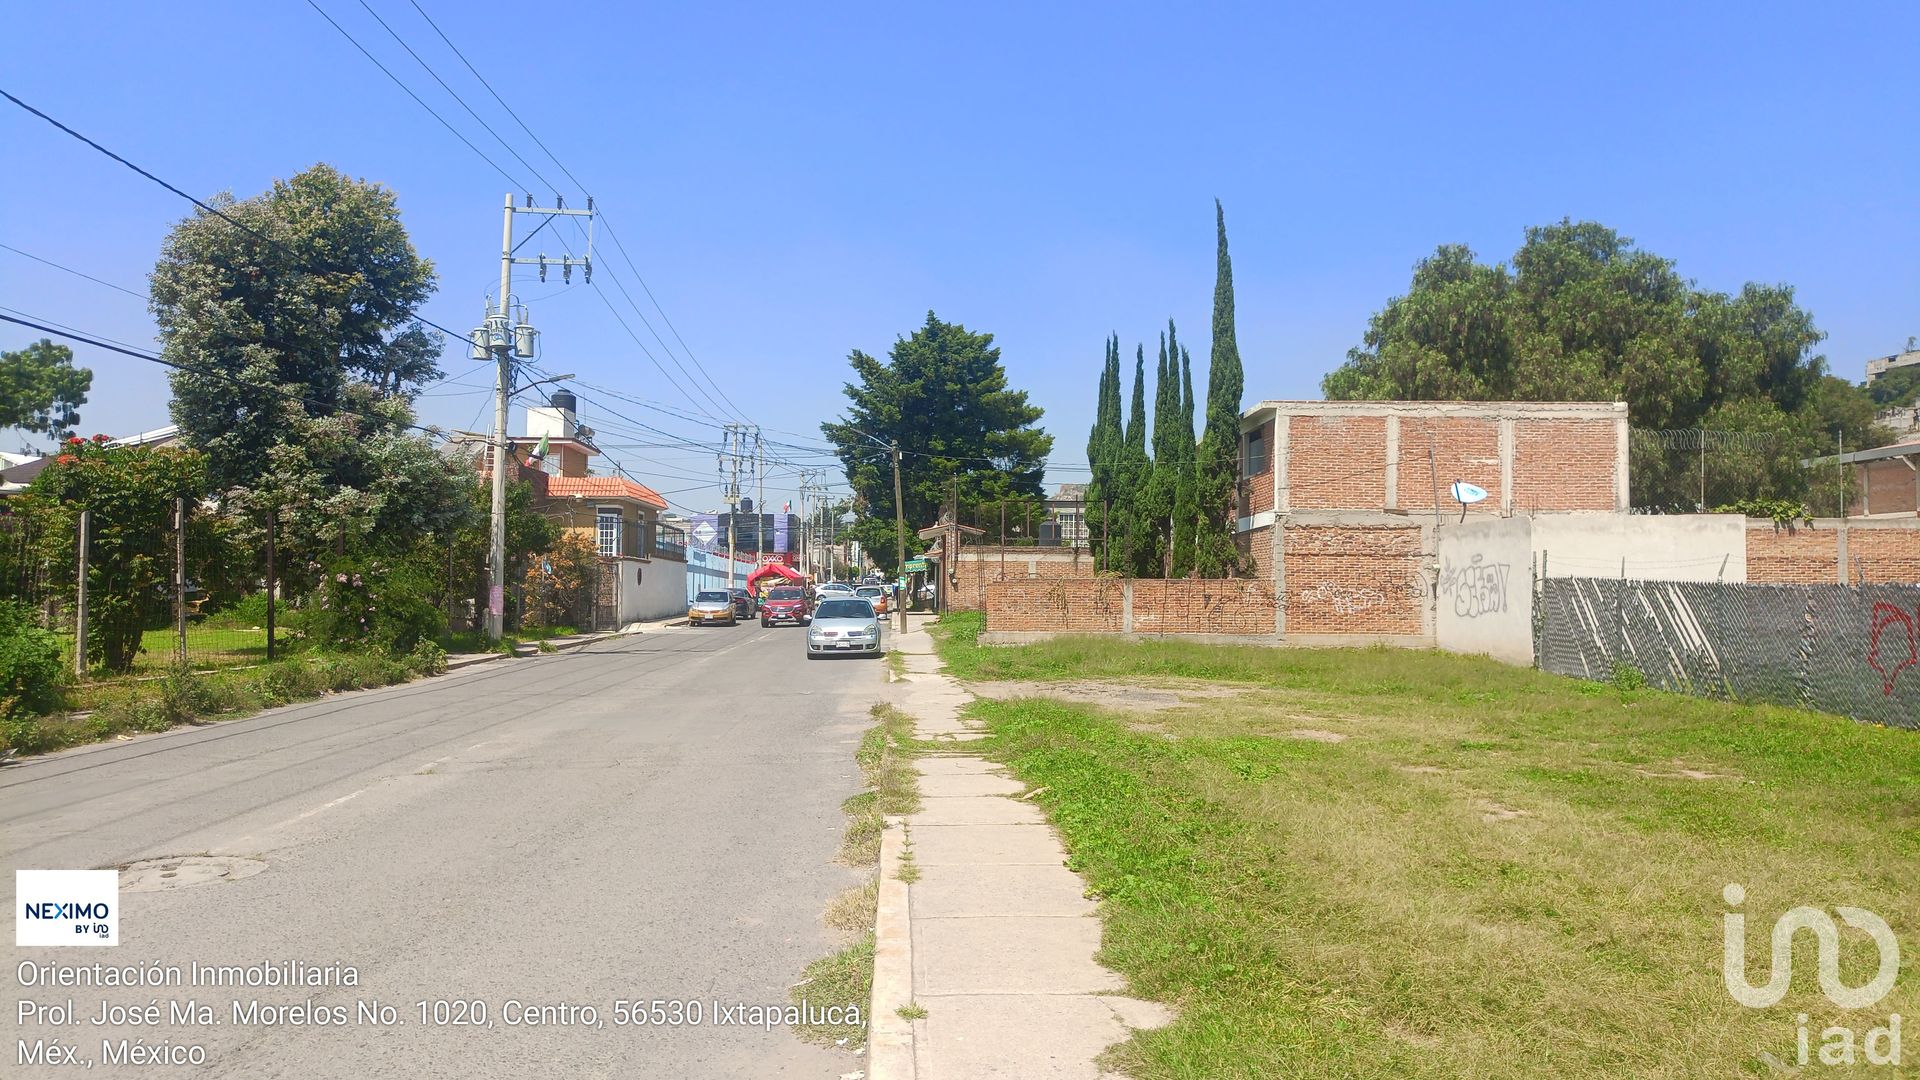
[550, 391, 577, 416]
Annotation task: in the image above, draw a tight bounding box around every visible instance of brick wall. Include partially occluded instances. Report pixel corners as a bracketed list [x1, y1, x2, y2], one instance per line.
[982, 579, 1124, 633]
[1289, 415, 1388, 509]
[1513, 419, 1617, 511]
[1130, 579, 1278, 634]
[1397, 417, 1501, 511]
[1863, 459, 1919, 516]
[1283, 525, 1425, 635]
[1847, 529, 1920, 583]
[949, 548, 1097, 611]
[1746, 525, 1838, 584]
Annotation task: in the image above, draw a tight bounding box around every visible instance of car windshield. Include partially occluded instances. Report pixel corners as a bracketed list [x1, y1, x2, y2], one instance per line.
[695, 591, 729, 603]
[814, 599, 874, 620]
[767, 588, 803, 600]
[856, 587, 882, 597]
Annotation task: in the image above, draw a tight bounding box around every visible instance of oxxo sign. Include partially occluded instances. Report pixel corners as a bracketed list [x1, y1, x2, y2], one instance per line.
[16, 870, 119, 946]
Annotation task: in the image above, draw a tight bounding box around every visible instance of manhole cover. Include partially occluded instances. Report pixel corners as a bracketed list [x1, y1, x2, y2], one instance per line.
[117, 855, 267, 893]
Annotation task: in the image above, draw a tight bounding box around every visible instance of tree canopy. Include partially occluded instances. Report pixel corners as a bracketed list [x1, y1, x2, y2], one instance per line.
[822, 312, 1052, 576]
[1322, 219, 1868, 510]
[0, 338, 92, 441]
[151, 162, 441, 493]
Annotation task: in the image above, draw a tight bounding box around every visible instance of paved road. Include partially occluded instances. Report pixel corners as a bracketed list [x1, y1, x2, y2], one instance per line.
[3, 623, 882, 1078]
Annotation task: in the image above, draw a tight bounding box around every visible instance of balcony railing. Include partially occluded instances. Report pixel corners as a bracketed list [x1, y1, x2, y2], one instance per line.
[653, 522, 688, 559]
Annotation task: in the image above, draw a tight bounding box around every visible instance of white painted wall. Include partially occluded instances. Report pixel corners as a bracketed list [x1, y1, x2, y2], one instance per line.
[1435, 517, 1534, 665]
[1532, 513, 1746, 583]
[615, 557, 688, 624]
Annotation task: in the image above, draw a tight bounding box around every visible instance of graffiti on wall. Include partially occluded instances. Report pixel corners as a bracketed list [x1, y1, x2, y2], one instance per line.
[1868, 602, 1916, 696]
[1294, 566, 1425, 618]
[1299, 582, 1387, 615]
[1437, 553, 1512, 619]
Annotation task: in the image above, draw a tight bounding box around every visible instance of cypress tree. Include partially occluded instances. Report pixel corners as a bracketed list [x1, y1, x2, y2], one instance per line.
[1146, 330, 1177, 575]
[1122, 342, 1155, 575]
[1171, 338, 1198, 577]
[1083, 336, 1123, 564]
[1194, 200, 1245, 577]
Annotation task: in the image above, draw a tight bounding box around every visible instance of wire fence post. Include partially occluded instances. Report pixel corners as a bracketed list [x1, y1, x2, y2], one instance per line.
[265, 507, 277, 662]
[175, 496, 189, 664]
[74, 508, 89, 679]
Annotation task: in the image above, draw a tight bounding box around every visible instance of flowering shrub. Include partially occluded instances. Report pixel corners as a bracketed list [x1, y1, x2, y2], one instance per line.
[26, 437, 208, 674]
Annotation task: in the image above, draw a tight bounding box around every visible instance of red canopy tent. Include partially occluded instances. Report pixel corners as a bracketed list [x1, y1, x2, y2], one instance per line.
[746, 562, 805, 594]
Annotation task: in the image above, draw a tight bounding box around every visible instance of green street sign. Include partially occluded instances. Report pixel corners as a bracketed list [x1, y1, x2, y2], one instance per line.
[902, 558, 929, 573]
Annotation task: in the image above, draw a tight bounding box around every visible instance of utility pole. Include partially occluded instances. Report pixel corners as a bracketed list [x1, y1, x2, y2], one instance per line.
[892, 443, 906, 634]
[722, 423, 747, 589]
[474, 192, 593, 643]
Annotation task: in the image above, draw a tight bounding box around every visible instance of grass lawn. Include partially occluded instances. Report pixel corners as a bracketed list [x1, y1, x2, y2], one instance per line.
[930, 612, 1919, 1078]
[133, 624, 270, 673]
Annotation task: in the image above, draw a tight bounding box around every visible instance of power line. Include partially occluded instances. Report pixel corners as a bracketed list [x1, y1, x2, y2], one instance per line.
[402, 0, 592, 195]
[345, 6, 753, 429]
[0, 87, 474, 346]
[300, 0, 526, 190]
[0, 243, 146, 300]
[593, 212, 751, 423]
[0, 311, 450, 443]
[349, 0, 562, 197]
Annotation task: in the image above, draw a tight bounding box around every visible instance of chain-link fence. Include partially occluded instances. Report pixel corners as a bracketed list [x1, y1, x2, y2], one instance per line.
[1536, 577, 1920, 727]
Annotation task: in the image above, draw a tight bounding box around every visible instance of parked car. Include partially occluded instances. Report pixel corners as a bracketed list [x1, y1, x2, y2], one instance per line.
[855, 585, 890, 615]
[806, 597, 883, 659]
[688, 590, 737, 627]
[817, 582, 853, 596]
[730, 589, 757, 619]
[761, 585, 811, 627]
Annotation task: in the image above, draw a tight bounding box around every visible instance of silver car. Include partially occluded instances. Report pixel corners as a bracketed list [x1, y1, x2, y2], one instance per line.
[806, 597, 883, 659]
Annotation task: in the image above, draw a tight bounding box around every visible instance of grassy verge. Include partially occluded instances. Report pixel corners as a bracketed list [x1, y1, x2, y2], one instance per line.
[1, 645, 447, 758]
[931, 612, 1919, 1078]
[792, 703, 923, 1049]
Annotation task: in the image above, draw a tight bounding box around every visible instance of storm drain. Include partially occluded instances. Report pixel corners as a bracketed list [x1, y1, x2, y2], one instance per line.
[117, 855, 268, 893]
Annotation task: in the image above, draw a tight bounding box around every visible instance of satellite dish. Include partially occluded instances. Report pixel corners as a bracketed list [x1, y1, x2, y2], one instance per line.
[1450, 481, 1488, 504]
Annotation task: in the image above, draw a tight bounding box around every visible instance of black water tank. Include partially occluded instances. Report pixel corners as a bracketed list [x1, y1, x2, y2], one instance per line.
[550, 390, 578, 415]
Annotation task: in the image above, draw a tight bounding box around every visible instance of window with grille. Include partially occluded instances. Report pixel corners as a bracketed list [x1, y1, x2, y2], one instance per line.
[596, 507, 622, 557]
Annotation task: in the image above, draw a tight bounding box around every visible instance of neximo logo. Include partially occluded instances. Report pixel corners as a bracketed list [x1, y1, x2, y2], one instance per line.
[15, 870, 119, 947]
[1723, 883, 1902, 1068]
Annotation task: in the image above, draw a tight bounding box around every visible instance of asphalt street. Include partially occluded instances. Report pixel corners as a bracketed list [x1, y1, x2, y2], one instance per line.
[3, 621, 883, 1078]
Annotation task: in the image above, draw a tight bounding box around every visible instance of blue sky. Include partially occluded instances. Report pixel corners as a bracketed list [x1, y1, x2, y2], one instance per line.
[3, 1, 1915, 513]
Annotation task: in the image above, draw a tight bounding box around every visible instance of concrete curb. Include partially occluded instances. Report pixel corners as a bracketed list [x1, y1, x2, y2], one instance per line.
[868, 815, 916, 1080]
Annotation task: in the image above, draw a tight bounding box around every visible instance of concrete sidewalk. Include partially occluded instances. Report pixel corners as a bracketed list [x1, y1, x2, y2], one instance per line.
[870, 615, 1169, 1080]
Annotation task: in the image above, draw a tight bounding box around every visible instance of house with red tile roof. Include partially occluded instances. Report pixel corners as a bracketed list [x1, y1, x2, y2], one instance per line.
[456, 391, 687, 628]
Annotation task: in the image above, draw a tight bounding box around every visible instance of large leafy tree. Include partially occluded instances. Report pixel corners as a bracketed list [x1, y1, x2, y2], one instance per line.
[0, 339, 92, 442]
[150, 163, 441, 493]
[822, 312, 1052, 576]
[1194, 200, 1244, 576]
[1322, 219, 1849, 510]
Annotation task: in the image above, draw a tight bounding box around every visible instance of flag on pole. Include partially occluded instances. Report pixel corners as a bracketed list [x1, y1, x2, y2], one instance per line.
[525, 433, 550, 467]
[783, 500, 791, 513]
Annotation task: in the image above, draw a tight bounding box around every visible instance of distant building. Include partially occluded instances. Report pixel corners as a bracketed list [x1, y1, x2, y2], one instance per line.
[1865, 347, 1920, 383]
[1044, 483, 1087, 545]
